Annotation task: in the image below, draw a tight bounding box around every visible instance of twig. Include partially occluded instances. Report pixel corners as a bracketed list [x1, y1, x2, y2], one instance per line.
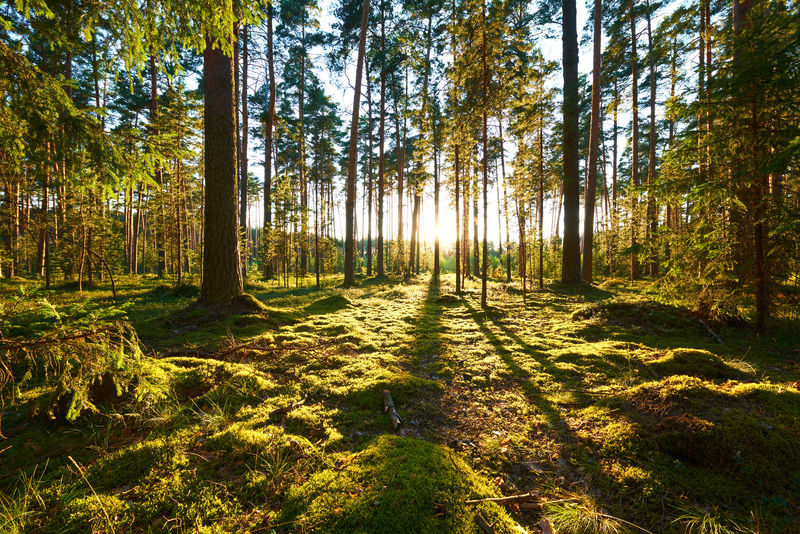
[0, 328, 113, 349]
[474, 513, 496, 534]
[698, 317, 724, 344]
[538, 519, 555, 534]
[466, 492, 539, 505]
[68, 456, 115, 534]
[382, 389, 402, 430]
[269, 394, 308, 417]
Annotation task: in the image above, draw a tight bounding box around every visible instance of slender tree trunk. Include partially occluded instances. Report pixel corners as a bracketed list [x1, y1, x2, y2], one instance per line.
[264, 5, 276, 279]
[473, 161, 479, 278]
[561, 0, 581, 284]
[538, 122, 545, 289]
[299, 16, 308, 275]
[200, 29, 244, 303]
[394, 79, 405, 274]
[366, 60, 374, 277]
[455, 144, 461, 292]
[240, 24, 249, 277]
[376, 6, 386, 277]
[480, 0, 489, 307]
[582, 0, 602, 282]
[343, 0, 370, 286]
[645, 0, 658, 276]
[629, 0, 641, 280]
[611, 76, 619, 276]
[499, 119, 511, 282]
[409, 191, 419, 273]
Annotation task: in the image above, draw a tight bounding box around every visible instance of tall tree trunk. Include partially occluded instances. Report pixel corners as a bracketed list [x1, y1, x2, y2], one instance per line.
[200, 30, 244, 303]
[299, 16, 308, 275]
[240, 24, 249, 277]
[611, 76, 619, 276]
[376, 5, 386, 277]
[538, 121, 545, 289]
[343, 0, 370, 286]
[645, 1, 658, 276]
[264, 5, 276, 279]
[582, 0, 602, 282]
[472, 160, 479, 278]
[394, 78, 405, 274]
[149, 54, 166, 278]
[629, 0, 641, 280]
[480, 0, 489, 307]
[366, 60, 374, 277]
[499, 119, 511, 282]
[561, 0, 581, 284]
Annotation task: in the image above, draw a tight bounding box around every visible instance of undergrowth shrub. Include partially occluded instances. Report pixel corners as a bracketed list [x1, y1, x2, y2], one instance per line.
[0, 286, 167, 430]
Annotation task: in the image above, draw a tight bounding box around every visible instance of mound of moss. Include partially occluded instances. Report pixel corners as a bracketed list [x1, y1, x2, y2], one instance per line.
[625, 377, 800, 487]
[572, 297, 698, 334]
[279, 435, 518, 533]
[306, 294, 353, 315]
[646, 348, 747, 380]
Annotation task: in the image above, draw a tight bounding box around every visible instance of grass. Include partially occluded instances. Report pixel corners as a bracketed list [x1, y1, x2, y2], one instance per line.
[0, 273, 798, 532]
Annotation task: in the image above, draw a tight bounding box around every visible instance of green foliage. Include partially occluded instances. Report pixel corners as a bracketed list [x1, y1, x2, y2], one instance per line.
[0, 286, 167, 425]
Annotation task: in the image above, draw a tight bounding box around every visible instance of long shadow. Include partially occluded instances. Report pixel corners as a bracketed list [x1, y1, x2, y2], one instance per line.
[462, 299, 577, 436]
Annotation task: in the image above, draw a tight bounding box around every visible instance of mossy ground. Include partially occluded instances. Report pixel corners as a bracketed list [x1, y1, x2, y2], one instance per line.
[1, 273, 799, 533]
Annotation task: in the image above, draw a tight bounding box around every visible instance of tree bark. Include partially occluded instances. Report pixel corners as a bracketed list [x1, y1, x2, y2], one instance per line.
[343, 0, 371, 286]
[200, 31, 244, 303]
[629, 0, 641, 280]
[376, 6, 386, 277]
[481, 0, 489, 307]
[240, 24, 249, 277]
[582, 0, 602, 282]
[645, 0, 658, 277]
[561, 0, 581, 284]
[263, 4, 276, 279]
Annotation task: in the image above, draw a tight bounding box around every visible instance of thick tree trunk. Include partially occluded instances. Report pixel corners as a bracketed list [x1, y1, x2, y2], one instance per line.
[200, 32, 243, 303]
[343, 0, 370, 286]
[561, 0, 581, 284]
[582, 0, 602, 282]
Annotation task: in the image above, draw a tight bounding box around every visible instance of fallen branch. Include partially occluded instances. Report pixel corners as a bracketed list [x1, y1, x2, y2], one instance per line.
[270, 395, 308, 418]
[698, 317, 724, 344]
[474, 513, 496, 534]
[538, 519, 555, 534]
[466, 492, 539, 506]
[519, 497, 581, 509]
[0, 328, 113, 350]
[382, 389, 402, 430]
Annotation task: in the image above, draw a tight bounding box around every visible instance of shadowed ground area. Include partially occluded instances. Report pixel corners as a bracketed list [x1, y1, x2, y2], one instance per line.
[1, 274, 798, 533]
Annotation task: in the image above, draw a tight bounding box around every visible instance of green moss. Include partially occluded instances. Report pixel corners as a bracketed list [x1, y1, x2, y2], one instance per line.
[280, 435, 517, 533]
[306, 294, 353, 315]
[647, 348, 747, 380]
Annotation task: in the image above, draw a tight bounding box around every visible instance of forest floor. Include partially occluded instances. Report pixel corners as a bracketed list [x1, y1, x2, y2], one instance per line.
[1, 273, 799, 533]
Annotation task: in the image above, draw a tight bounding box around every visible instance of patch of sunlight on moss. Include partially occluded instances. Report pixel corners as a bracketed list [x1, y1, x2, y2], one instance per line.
[279, 435, 519, 533]
[646, 348, 746, 380]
